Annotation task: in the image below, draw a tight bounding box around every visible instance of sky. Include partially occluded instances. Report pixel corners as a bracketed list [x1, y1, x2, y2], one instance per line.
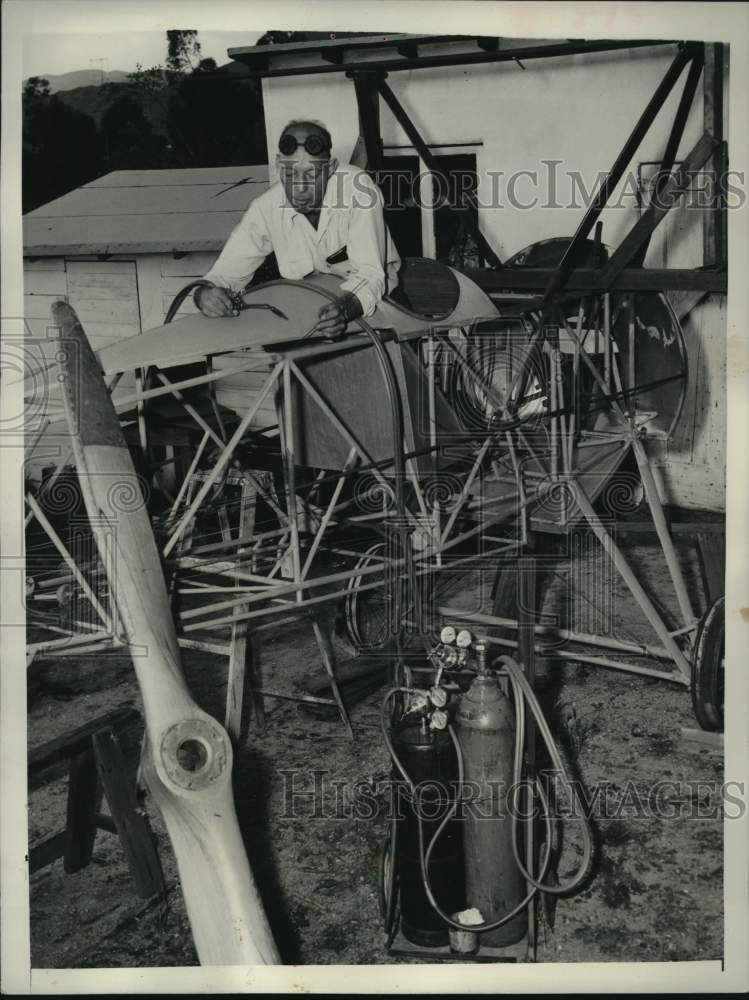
[22, 30, 263, 79]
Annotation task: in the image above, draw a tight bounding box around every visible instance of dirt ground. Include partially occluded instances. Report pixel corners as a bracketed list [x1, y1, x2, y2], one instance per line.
[26, 524, 724, 969]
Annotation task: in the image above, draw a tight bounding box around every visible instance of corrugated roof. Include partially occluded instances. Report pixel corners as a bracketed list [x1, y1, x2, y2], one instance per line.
[23, 166, 271, 257]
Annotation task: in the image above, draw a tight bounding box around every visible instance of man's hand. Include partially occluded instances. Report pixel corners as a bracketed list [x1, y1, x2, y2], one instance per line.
[195, 285, 237, 318]
[312, 292, 363, 339]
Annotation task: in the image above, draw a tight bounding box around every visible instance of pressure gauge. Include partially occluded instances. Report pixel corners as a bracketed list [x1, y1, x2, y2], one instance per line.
[431, 709, 448, 730]
[430, 685, 448, 708]
[440, 625, 457, 645]
[456, 629, 473, 649]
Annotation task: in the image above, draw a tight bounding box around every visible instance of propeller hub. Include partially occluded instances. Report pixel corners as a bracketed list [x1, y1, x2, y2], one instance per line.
[160, 717, 232, 791]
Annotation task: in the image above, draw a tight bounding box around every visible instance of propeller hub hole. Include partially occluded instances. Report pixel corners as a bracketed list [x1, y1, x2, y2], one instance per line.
[160, 717, 231, 790]
[177, 738, 209, 773]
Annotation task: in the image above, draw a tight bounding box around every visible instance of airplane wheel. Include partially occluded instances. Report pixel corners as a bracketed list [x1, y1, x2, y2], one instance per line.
[344, 542, 392, 650]
[343, 539, 433, 652]
[691, 595, 724, 732]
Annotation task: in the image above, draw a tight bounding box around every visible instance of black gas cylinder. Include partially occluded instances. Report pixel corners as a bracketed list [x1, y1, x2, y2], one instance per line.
[392, 719, 464, 947]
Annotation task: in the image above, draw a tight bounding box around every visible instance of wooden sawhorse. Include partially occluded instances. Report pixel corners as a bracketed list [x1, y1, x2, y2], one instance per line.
[28, 706, 164, 899]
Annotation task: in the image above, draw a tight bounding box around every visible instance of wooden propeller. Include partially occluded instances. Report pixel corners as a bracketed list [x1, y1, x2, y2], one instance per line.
[52, 301, 280, 966]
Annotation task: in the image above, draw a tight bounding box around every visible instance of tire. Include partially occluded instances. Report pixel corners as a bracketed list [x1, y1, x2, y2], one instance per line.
[344, 542, 392, 651]
[691, 595, 724, 732]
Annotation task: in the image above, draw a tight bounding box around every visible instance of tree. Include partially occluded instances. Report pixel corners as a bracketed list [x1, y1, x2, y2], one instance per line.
[256, 31, 295, 46]
[123, 28, 267, 168]
[166, 29, 202, 75]
[168, 70, 267, 166]
[24, 76, 51, 99]
[127, 63, 169, 93]
[101, 94, 166, 170]
[23, 96, 102, 211]
[194, 57, 217, 75]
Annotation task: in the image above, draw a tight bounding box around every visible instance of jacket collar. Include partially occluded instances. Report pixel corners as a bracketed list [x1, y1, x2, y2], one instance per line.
[278, 169, 339, 241]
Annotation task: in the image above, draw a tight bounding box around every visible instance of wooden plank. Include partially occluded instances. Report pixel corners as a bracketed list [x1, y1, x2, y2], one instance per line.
[136, 255, 167, 333]
[161, 252, 220, 277]
[24, 293, 62, 321]
[466, 267, 727, 294]
[161, 273, 216, 293]
[28, 706, 141, 773]
[211, 370, 276, 389]
[24, 213, 243, 257]
[231, 37, 663, 78]
[95, 813, 118, 834]
[66, 260, 137, 275]
[68, 273, 138, 301]
[212, 389, 277, 425]
[28, 184, 265, 220]
[28, 831, 67, 873]
[67, 299, 140, 327]
[93, 729, 165, 899]
[212, 353, 273, 371]
[84, 330, 142, 351]
[24, 257, 66, 271]
[63, 747, 101, 873]
[88, 166, 269, 188]
[161, 294, 199, 317]
[703, 43, 726, 268]
[351, 71, 383, 172]
[230, 33, 469, 60]
[23, 269, 68, 295]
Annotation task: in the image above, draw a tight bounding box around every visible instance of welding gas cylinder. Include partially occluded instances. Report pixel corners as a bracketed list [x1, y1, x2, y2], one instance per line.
[392, 719, 464, 947]
[455, 664, 527, 947]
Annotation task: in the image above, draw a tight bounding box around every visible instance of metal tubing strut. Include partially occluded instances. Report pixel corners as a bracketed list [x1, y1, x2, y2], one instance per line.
[630, 434, 696, 625]
[477, 633, 689, 686]
[568, 478, 692, 678]
[437, 607, 676, 660]
[281, 361, 303, 599]
[162, 361, 283, 557]
[26, 493, 112, 632]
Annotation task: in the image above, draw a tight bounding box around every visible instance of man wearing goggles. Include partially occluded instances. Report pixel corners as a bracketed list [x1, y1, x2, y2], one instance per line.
[197, 119, 400, 338]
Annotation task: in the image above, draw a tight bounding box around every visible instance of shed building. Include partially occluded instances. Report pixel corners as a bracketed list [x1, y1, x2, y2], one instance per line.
[23, 164, 270, 345]
[22, 165, 274, 481]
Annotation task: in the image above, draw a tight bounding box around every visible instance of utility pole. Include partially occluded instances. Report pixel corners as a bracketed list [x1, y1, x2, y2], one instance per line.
[89, 58, 109, 85]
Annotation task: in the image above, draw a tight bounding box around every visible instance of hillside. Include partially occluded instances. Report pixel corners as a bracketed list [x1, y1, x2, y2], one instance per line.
[22, 68, 268, 212]
[53, 82, 142, 129]
[23, 69, 130, 94]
